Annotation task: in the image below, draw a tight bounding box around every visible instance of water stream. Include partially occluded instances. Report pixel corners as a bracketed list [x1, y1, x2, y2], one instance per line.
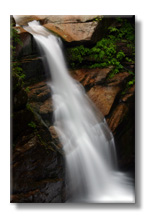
[24, 21, 135, 203]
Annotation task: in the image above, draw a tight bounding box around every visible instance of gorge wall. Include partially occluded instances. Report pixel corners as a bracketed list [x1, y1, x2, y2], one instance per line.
[11, 15, 135, 203]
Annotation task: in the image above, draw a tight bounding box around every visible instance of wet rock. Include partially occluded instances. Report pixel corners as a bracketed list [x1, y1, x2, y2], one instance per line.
[11, 72, 65, 203]
[44, 21, 99, 43]
[49, 126, 63, 152]
[38, 99, 53, 124]
[28, 81, 51, 101]
[28, 81, 53, 125]
[39, 98, 53, 113]
[11, 135, 65, 203]
[14, 26, 36, 57]
[13, 108, 34, 140]
[10, 15, 16, 27]
[13, 15, 42, 26]
[14, 15, 111, 44]
[12, 73, 23, 93]
[121, 84, 135, 102]
[87, 85, 121, 116]
[14, 15, 100, 26]
[114, 100, 135, 171]
[20, 57, 45, 81]
[70, 68, 111, 88]
[107, 103, 129, 133]
[107, 71, 130, 86]
[13, 88, 28, 111]
[40, 15, 100, 24]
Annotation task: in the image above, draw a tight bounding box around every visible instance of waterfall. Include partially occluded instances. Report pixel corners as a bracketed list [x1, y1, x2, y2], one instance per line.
[24, 21, 135, 203]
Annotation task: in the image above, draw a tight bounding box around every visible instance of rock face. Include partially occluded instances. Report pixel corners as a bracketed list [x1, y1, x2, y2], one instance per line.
[43, 21, 98, 43]
[11, 135, 65, 203]
[13, 15, 112, 44]
[14, 15, 100, 25]
[25, 67, 134, 171]
[11, 75, 65, 203]
[69, 68, 135, 170]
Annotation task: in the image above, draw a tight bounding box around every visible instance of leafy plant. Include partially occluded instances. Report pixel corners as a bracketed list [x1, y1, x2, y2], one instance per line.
[10, 24, 24, 80]
[25, 87, 30, 93]
[28, 121, 36, 129]
[67, 17, 135, 83]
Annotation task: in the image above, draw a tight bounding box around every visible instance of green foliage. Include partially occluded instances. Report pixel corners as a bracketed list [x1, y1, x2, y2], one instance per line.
[11, 24, 24, 80]
[10, 24, 23, 48]
[68, 45, 89, 66]
[93, 17, 103, 22]
[28, 121, 36, 129]
[25, 87, 30, 93]
[116, 51, 126, 60]
[127, 77, 135, 86]
[108, 26, 119, 33]
[67, 17, 135, 83]
[26, 103, 33, 112]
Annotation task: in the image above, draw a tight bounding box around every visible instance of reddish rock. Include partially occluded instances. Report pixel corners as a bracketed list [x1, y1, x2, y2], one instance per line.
[87, 85, 121, 116]
[14, 15, 99, 26]
[121, 84, 135, 102]
[44, 21, 99, 42]
[107, 103, 128, 133]
[70, 68, 111, 87]
[40, 15, 100, 24]
[49, 126, 63, 151]
[107, 71, 130, 86]
[28, 81, 51, 102]
[39, 98, 53, 114]
[14, 15, 104, 43]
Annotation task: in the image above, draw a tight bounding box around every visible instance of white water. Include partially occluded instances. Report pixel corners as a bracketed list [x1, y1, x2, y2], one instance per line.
[25, 21, 135, 203]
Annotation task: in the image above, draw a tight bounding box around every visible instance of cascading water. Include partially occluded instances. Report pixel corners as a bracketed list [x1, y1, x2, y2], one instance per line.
[25, 21, 135, 203]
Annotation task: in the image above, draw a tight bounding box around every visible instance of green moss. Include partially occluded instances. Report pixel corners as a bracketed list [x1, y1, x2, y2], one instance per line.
[93, 17, 103, 22]
[28, 121, 36, 129]
[67, 17, 135, 83]
[11, 24, 25, 83]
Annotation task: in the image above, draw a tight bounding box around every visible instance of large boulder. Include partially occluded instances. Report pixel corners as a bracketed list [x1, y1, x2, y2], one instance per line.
[14, 15, 99, 26]
[13, 15, 113, 44]
[88, 85, 121, 116]
[43, 21, 98, 43]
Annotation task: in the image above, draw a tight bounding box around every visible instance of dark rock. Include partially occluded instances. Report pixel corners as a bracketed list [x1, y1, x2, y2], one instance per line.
[13, 88, 28, 111]
[10, 15, 16, 27]
[14, 26, 39, 58]
[114, 96, 135, 171]
[27, 81, 53, 125]
[12, 108, 34, 140]
[12, 73, 23, 93]
[20, 56, 45, 81]
[49, 126, 63, 153]
[11, 134, 65, 203]
[107, 103, 128, 133]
